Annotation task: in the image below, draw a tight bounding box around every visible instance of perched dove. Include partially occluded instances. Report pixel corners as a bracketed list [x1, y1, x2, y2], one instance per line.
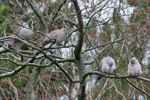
[128, 57, 142, 77]
[4, 35, 16, 49]
[17, 23, 33, 40]
[99, 56, 117, 73]
[0, 35, 18, 54]
[1, 23, 33, 51]
[42, 28, 68, 47]
[95, 56, 116, 84]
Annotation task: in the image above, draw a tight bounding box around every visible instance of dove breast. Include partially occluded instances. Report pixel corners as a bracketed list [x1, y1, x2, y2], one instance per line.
[100, 56, 116, 73]
[42, 28, 68, 47]
[128, 57, 142, 76]
[17, 23, 33, 40]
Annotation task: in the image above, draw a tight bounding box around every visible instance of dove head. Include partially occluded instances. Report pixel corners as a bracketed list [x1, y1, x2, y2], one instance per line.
[131, 57, 136, 64]
[61, 28, 68, 34]
[107, 58, 114, 67]
[22, 23, 29, 28]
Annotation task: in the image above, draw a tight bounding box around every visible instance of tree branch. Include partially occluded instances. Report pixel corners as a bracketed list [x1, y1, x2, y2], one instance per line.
[81, 71, 150, 83]
[83, 32, 139, 52]
[26, 0, 47, 30]
[38, 50, 80, 83]
[125, 78, 150, 98]
[82, 71, 150, 97]
[71, 0, 85, 60]
[0, 52, 39, 79]
[86, 0, 110, 26]
[50, 0, 67, 24]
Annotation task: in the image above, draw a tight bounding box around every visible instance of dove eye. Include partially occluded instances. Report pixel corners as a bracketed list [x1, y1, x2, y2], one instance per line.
[109, 63, 113, 66]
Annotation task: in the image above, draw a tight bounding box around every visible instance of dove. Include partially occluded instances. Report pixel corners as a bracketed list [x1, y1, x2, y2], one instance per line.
[0, 35, 18, 54]
[17, 23, 33, 40]
[16, 23, 34, 51]
[99, 56, 117, 73]
[128, 57, 142, 77]
[1, 23, 33, 52]
[95, 56, 117, 85]
[0, 23, 33, 61]
[42, 28, 68, 47]
[1, 35, 19, 49]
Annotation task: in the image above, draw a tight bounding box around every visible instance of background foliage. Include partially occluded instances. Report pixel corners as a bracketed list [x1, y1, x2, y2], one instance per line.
[0, 0, 150, 100]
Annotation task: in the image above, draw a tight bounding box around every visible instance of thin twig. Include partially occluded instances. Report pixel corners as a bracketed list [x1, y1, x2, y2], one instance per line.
[26, 0, 47, 30]
[125, 78, 150, 98]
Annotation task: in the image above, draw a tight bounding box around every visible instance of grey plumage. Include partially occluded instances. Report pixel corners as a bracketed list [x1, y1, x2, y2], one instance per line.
[99, 56, 116, 73]
[128, 57, 142, 76]
[95, 56, 117, 85]
[3, 35, 17, 49]
[17, 23, 33, 40]
[42, 28, 68, 47]
[0, 23, 33, 51]
[0, 35, 17, 54]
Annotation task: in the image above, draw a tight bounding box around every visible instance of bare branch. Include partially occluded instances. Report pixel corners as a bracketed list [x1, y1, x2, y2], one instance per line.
[25, 0, 47, 30]
[83, 32, 139, 52]
[50, 0, 67, 24]
[0, 67, 28, 79]
[0, 53, 37, 79]
[125, 78, 150, 98]
[81, 71, 150, 83]
[71, 0, 85, 60]
[37, 50, 80, 83]
[86, 0, 111, 26]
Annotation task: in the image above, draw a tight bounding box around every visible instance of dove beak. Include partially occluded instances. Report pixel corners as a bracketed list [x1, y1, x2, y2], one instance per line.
[66, 30, 69, 34]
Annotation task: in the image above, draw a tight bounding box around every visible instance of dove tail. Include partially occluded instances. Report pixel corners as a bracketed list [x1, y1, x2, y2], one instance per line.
[42, 39, 56, 46]
[42, 40, 50, 46]
[95, 75, 102, 85]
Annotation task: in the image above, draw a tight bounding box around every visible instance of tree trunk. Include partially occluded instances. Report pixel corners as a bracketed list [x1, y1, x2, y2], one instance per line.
[76, 57, 86, 100]
[26, 67, 41, 100]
